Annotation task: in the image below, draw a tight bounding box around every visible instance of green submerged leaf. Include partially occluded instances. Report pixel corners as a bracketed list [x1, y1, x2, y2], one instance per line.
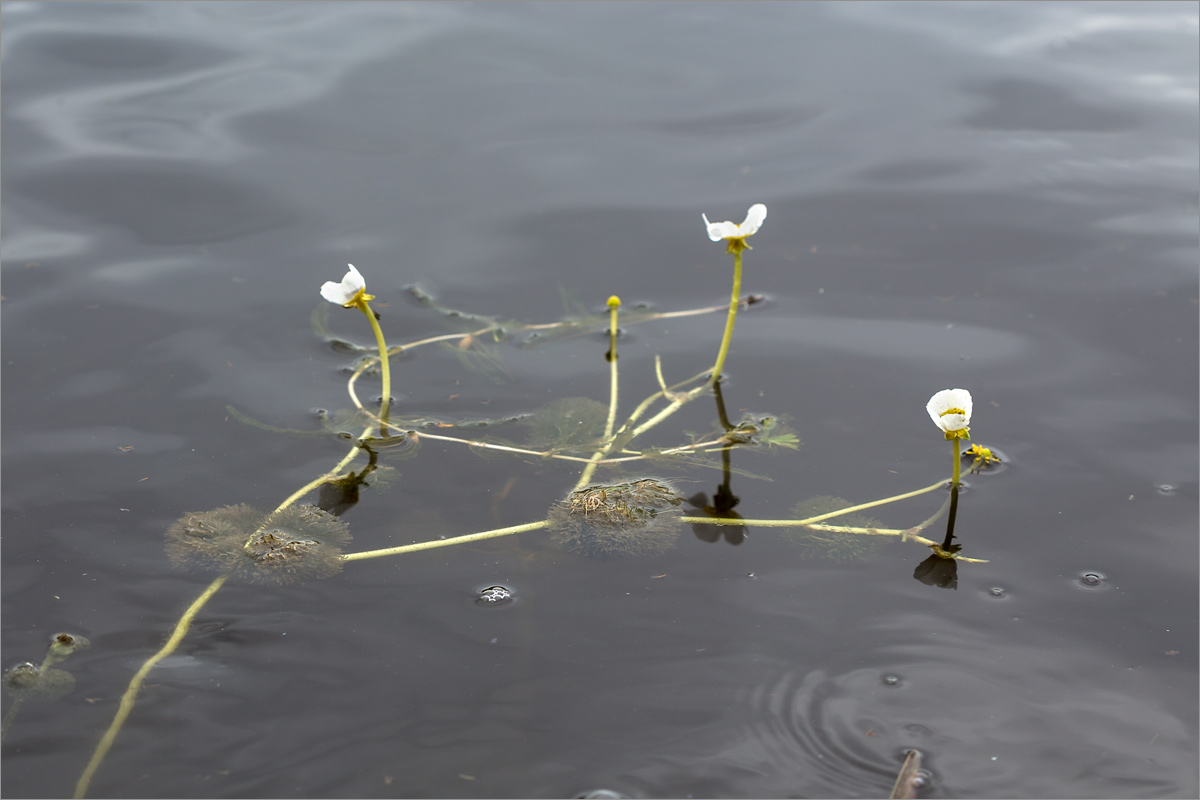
[787, 496, 886, 563]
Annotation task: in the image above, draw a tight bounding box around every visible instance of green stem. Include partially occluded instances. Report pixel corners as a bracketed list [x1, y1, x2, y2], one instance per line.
[603, 300, 620, 441]
[75, 575, 229, 799]
[709, 249, 742, 385]
[951, 437, 962, 486]
[357, 299, 391, 437]
[268, 442, 366, 518]
[577, 301, 622, 489]
[341, 520, 549, 561]
[682, 477, 949, 528]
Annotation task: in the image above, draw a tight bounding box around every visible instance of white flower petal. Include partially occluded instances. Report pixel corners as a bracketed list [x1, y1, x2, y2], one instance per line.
[926, 388, 973, 432]
[321, 263, 366, 306]
[703, 203, 769, 240]
[739, 203, 767, 236]
[703, 214, 739, 241]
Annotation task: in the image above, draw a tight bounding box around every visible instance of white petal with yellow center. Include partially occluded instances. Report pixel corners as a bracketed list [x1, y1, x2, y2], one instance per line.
[321, 263, 366, 306]
[926, 388, 973, 433]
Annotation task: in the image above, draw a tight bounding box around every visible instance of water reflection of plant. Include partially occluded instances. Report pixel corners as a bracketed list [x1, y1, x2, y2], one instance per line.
[65, 204, 1001, 797]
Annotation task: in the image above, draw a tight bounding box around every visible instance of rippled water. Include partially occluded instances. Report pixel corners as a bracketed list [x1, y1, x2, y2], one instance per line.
[3, 2, 1197, 798]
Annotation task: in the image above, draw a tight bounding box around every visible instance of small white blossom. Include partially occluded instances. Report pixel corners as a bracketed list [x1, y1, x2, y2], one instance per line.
[321, 263, 369, 307]
[927, 388, 973, 439]
[702, 203, 767, 242]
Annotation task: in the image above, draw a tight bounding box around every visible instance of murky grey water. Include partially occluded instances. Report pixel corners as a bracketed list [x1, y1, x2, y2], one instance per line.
[3, 2, 1197, 797]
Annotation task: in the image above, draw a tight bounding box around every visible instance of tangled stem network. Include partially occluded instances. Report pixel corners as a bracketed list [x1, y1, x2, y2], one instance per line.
[68, 206, 998, 798]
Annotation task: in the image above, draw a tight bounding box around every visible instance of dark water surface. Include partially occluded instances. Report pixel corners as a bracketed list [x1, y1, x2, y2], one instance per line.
[3, 2, 1197, 798]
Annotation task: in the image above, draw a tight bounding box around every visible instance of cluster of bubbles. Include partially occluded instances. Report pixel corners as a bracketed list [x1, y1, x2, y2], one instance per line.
[546, 478, 684, 559]
[476, 585, 513, 606]
[165, 504, 351, 586]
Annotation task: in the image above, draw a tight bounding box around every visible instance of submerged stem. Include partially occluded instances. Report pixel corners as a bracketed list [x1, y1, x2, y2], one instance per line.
[75, 575, 229, 799]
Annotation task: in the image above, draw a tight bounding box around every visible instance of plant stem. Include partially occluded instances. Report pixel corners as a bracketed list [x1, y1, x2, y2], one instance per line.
[74, 575, 229, 799]
[576, 300, 622, 489]
[951, 436, 962, 486]
[682, 477, 949, 528]
[341, 520, 549, 561]
[358, 300, 391, 437]
[603, 299, 620, 441]
[268, 442, 366, 518]
[709, 249, 742, 385]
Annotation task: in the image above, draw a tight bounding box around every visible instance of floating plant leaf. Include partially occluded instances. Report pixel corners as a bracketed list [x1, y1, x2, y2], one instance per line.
[546, 478, 684, 559]
[787, 496, 886, 563]
[165, 504, 351, 586]
[524, 397, 609, 451]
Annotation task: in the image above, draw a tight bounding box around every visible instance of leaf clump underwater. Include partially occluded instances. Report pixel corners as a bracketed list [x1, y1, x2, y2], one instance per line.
[2, 662, 75, 702]
[546, 478, 684, 559]
[788, 496, 886, 563]
[165, 504, 351, 585]
[523, 397, 609, 451]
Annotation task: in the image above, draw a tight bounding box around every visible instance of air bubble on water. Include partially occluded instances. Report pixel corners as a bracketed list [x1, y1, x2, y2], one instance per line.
[988, 587, 1006, 598]
[1078, 571, 1106, 588]
[1157, 484, 1175, 495]
[911, 769, 933, 788]
[476, 585, 513, 605]
[882, 674, 902, 687]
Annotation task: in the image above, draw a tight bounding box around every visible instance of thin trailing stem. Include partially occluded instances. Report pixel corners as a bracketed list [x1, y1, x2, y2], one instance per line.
[680, 477, 950, 528]
[74, 575, 229, 799]
[341, 520, 550, 561]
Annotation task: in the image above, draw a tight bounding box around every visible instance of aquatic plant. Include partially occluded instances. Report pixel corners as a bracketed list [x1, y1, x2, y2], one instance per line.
[165, 504, 351, 586]
[2, 632, 90, 743]
[547, 479, 685, 559]
[60, 206, 1000, 798]
[787, 496, 888, 562]
[702, 202, 768, 385]
[927, 387, 973, 485]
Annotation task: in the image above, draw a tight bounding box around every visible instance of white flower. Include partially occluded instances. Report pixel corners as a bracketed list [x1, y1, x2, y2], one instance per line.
[927, 388, 973, 439]
[320, 263, 370, 307]
[702, 203, 767, 242]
